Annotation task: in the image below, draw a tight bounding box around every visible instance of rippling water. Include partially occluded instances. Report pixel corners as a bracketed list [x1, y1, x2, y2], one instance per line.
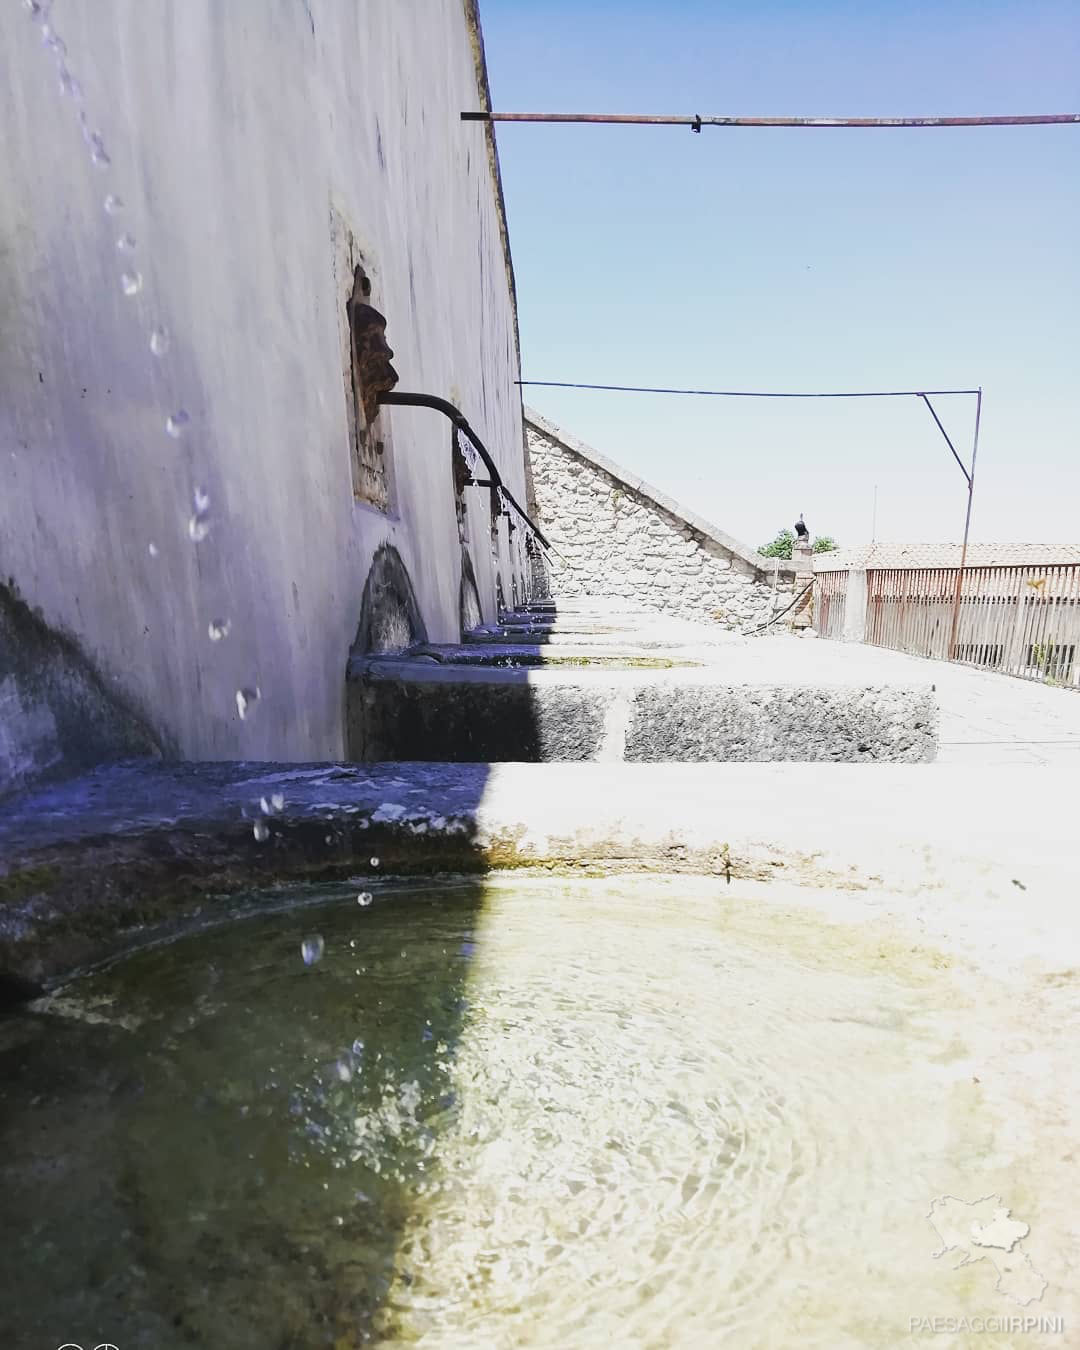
[0, 875, 1070, 1347]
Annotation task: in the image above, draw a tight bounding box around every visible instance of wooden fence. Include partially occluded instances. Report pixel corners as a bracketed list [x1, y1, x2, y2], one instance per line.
[815, 565, 1080, 686]
[814, 569, 848, 641]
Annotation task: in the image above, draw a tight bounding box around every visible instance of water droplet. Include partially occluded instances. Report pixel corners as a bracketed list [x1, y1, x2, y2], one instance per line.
[253, 820, 270, 843]
[208, 618, 231, 642]
[149, 326, 170, 356]
[116, 232, 136, 253]
[23, 0, 44, 18]
[166, 409, 190, 437]
[187, 513, 210, 542]
[400, 950, 407, 959]
[147, 542, 159, 557]
[357, 892, 373, 907]
[352, 1039, 365, 1056]
[87, 131, 110, 166]
[104, 193, 124, 215]
[324, 834, 333, 845]
[270, 792, 285, 812]
[40, 25, 65, 55]
[301, 936, 325, 966]
[348, 939, 357, 949]
[236, 686, 261, 720]
[334, 1059, 352, 1083]
[192, 486, 210, 514]
[57, 65, 82, 99]
[120, 270, 143, 297]
[370, 856, 380, 868]
[333, 1215, 344, 1226]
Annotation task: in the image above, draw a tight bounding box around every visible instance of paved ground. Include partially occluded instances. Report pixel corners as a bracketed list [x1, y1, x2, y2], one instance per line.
[544, 597, 1080, 766]
[755, 634, 1080, 766]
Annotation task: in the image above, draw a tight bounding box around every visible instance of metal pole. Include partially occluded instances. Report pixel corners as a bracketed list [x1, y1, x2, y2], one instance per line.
[462, 111, 1080, 130]
[948, 388, 982, 662]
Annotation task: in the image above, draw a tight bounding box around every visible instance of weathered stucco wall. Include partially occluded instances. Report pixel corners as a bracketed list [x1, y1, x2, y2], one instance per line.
[525, 411, 794, 628]
[0, 1, 527, 770]
[0, 581, 161, 796]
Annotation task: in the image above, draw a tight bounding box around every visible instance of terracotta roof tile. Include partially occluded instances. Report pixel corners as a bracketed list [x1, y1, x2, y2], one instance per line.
[814, 542, 1080, 571]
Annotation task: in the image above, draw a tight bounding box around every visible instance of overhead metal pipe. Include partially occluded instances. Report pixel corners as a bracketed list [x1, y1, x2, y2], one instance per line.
[463, 111, 1080, 130]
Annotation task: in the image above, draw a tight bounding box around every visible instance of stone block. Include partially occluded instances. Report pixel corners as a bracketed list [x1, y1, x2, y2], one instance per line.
[625, 684, 936, 763]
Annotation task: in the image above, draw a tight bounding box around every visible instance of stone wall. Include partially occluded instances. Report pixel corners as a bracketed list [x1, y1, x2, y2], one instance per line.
[525, 411, 795, 629]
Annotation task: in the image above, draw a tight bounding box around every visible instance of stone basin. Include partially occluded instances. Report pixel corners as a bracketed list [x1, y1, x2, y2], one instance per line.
[1, 759, 1076, 1343]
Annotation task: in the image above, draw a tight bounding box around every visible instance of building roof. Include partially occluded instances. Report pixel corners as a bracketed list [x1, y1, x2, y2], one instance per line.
[524, 408, 795, 577]
[813, 542, 1080, 572]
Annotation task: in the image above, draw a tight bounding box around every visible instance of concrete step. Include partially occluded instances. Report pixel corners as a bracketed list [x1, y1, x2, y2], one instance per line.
[347, 654, 936, 764]
[347, 596, 937, 764]
[407, 644, 702, 669]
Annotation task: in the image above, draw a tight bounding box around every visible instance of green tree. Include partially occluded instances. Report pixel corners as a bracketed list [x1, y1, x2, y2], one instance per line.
[758, 528, 839, 559]
[758, 528, 796, 559]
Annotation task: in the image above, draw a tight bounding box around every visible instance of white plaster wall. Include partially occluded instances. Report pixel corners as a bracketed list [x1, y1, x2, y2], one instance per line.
[527, 423, 791, 629]
[0, 0, 525, 762]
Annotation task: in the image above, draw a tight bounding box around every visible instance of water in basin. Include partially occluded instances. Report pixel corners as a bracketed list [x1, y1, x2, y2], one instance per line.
[0, 874, 1069, 1347]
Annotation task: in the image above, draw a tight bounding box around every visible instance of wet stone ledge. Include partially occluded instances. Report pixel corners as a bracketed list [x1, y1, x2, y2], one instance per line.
[0, 759, 1071, 998]
[0, 758, 868, 993]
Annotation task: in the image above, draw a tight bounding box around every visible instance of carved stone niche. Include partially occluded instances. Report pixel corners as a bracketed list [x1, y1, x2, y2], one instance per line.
[331, 206, 397, 512]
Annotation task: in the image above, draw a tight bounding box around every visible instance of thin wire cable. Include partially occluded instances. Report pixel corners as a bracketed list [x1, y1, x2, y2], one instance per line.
[518, 380, 979, 399]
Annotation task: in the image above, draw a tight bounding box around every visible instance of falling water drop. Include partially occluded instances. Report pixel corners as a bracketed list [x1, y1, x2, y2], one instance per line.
[208, 618, 231, 642]
[40, 25, 65, 56]
[370, 856, 380, 868]
[166, 409, 190, 437]
[334, 1059, 353, 1083]
[235, 687, 261, 720]
[301, 936, 325, 966]
[120, 270, 143, 297]
[270, 792, 285, 812]
[352, 1039, 365, 1056]
[357, 892, 373, 907]
[57, 66, 82, 99]
[23, 0, 44, 18]
[147, 542, 159, 558]
[192, 486, 210, 514]
[103, 193, 124, 215]
[149, 326, 170, 357]
[87, 131, 110, 166]
[187, 513, 210, 543]
[252, 820, 270, 843]
[116, 233, 136, 254]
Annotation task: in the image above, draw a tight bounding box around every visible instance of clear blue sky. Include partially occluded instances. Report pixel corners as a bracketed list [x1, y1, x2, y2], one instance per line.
[480, 0, 1080, 550]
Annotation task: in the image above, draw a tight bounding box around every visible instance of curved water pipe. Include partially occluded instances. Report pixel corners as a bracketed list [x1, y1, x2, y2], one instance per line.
[378, 390, 552, 553]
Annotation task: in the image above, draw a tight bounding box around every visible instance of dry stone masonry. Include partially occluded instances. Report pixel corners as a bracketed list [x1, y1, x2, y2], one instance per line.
[525, 410, 794, 630]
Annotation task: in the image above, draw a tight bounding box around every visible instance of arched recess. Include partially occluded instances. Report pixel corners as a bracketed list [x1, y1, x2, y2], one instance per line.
[459, 548, 483, 636]
[350, 544, 427, 657]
